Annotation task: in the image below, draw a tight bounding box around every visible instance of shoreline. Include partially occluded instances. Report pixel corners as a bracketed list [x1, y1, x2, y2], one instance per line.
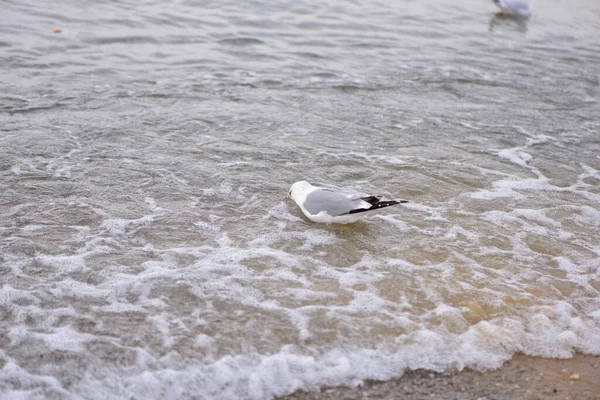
[279, 353, 600, 400]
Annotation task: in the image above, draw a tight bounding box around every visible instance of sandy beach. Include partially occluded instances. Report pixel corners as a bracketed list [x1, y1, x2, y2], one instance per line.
[280, 354, 600, 400]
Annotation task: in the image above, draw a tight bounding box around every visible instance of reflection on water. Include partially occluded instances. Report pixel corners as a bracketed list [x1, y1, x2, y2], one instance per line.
[0, 0, 599, 398]
[489, 13, 530, 33]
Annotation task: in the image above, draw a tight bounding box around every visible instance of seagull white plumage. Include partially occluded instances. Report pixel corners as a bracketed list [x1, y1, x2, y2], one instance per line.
[493, 0, 532, 16]
[288, 181, 408, 224]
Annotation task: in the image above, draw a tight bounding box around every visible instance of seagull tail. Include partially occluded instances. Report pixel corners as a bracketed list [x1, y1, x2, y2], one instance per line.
[349, 198, 409, 214]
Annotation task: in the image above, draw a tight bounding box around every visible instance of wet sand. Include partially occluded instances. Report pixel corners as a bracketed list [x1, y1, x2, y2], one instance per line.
[280, 353, 600, 400]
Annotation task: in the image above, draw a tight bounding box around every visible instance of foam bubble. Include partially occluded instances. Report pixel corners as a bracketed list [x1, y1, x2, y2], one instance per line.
[30, 326, 97, 353]
[347, 151, 408, 165]
[443, 225, 479, 242]
[498, 148, 532, 167]
[22, 224, 46, 231]
[2, 134, 599, 400]
[401, 203, 448, 221]
[0, 285, 40, 309]
[374, 215, 410, 232]
[37, 254, 87, 274]
[100, 215, 156, 236]
[265, 202, 304, 222]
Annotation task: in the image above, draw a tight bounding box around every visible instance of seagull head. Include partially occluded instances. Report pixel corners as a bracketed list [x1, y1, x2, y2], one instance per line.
[289, 180, 312, 201]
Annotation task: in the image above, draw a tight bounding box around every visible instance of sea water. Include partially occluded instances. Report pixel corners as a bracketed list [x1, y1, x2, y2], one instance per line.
[1, 0, 599, 398]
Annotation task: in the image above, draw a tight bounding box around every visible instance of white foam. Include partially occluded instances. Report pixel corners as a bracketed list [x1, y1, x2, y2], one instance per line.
[571, 205, 600, 227]
[196, 334, 215, 348]
[374, 215, 410, 232]
[0, 361, 68, 399]
[498, 148, 532, 167]
[37, 254, 87, 274]
[0, 285, 40, 309]
[100, 215, 156, 236]
[218, 161, 253, 167]
[30, 325, 98, 353]
[64, 339, 524, 400]
[265, 202, 304, 222]
[3, 142, 600, 400]
[275, 288, 338, 302]
[194, 220, 222, 235]
[21, 224, 47, 231]
[468, 175, 550, 200]
[347, 151, 409, 165]
[401, 203, 448, 221]
[51, 278, 112, 301]
[3, 227, 599, 400]
[443, 225, 479, 242]
[553, 256, 587, 274]
[513, 209, 561, 227]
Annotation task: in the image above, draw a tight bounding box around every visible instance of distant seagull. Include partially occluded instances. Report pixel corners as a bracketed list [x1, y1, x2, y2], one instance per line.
[288, 181, 408, 224]
[493, 0, 532, 16]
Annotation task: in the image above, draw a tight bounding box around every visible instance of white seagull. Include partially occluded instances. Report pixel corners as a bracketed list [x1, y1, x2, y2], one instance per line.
[288, 181, 408, 224]
[493, 0, 532, 16]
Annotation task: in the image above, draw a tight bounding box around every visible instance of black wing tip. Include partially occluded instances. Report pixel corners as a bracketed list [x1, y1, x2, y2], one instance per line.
[377, 200, 408, 208]
[382, 200, 409, 206]
[361, 197, 409, 205]
[348, 199, 408, 214]
[360, 196, 381, 206]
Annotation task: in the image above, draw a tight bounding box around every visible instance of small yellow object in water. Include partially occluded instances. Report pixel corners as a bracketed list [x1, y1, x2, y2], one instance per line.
[53, 28, 62, 33]
[569, 373, 580, 380]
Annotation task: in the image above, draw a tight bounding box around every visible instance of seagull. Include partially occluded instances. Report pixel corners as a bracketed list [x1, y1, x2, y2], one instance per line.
[288, 181, 408, 224]
[492, 0, 532, 16]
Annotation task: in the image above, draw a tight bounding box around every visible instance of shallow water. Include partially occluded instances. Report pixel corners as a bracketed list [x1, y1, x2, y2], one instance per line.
[1, 0, 600, 398]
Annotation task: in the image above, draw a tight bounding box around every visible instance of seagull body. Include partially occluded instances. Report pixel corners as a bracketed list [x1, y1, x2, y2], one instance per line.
[288, 181, 407, 224]
[493, 0, 532, 16]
